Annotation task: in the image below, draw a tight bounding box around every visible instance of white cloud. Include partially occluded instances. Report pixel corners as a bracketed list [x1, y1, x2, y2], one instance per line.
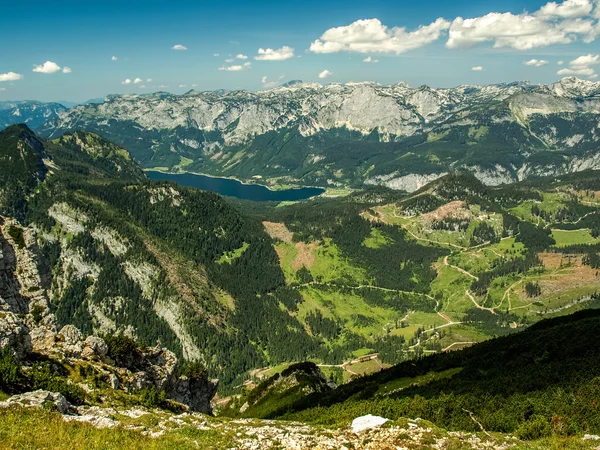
[570, 53, 600, 65]
[225, 58, 234, 63]
[147, 78, 152, 82]
[0, 72, 23, 82]
[557, 53, 600, 77]
[62, 66, 72, 73]
[318, 69, 333, 79]
[261, 76, 278, 88]
[537, 0, 593, 18]
[236, 54, 248, 60]
[524, 58, 549, 66]
[255, 46, 295, 60]
[32, 61, 62, 74]
[310, 18, 450, 54]
[363, 56, 379, 63]
[111, 56, 118, 61]
[192, 83, 199, 87]
[139, 85, 147, 88]
[172, 44, 188, 51]
[219, 62, 251, 71]
[558, 60, 565, 65]
[0, 88, 5, 91]
[179, 84, 186, 88]
[134, 77, 143, 84]
[213, 53, 220, 57]
[447, 0, 600, 50]
[122, 79, 132, 84]
[471, 66, 484, 71]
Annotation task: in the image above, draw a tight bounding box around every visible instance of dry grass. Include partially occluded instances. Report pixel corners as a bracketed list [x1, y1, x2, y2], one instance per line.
[421, 201, 471, 224]
[262, 221, 293, 243]
[292, 242, 317, 270]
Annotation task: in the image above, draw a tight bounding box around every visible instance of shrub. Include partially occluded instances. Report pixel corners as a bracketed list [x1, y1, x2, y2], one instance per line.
[515, 415, 552, 440]
[140, 388, 166, 409]
[0, 346, 22, 392]
[29, 362, 86, 405]
[7, 226, 25, 249]
[101, 334, 141, 368]
[177, 361, 206, 379]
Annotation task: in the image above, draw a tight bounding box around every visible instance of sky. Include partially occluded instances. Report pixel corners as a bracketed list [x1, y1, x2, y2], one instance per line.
[1, 0, 600, 102]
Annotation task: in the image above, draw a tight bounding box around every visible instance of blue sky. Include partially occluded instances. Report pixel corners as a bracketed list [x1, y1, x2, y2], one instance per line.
[1, 0, 599, 101]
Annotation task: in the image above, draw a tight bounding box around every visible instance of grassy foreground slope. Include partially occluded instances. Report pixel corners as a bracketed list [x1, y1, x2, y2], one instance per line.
[255, 309, 600, 441]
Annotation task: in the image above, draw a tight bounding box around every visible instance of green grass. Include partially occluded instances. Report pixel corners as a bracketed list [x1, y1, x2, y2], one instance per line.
[552, 229, 600, 247]
[362, 228, 392, 249]
[216, 242, 249, 264]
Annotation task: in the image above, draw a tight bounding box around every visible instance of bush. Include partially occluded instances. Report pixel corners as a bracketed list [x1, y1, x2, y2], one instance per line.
[515, 415, 552, 440]
[29, 362, 86, 405]
[101, 334, 141, 368]
[140, 388, 166, 409]
[0, 346, 22, 392]
[177, 361, 206, 379]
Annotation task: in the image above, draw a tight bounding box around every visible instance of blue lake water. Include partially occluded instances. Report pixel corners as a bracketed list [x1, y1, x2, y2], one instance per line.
[146, 171, 325, 202]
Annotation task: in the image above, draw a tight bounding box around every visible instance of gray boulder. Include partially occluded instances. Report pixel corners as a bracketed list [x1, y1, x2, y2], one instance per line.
[0, 390, 71, 414]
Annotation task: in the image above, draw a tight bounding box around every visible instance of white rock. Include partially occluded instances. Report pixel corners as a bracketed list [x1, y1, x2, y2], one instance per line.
[351, 414, 389, 433]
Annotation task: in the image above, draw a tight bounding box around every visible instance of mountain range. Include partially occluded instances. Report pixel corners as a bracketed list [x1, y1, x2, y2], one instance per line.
[24, 76, 600, 191]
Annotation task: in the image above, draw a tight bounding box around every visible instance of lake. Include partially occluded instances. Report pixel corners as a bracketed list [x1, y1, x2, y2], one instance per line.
[146, 171, 325, 202]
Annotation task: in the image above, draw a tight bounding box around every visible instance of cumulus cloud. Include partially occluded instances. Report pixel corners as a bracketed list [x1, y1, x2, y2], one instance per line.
[558, 60, 565, 64]
[147, 78, 152, 82]
[172, 44, 188, 50]
[0, 72, 23, 82]
[472, 66, 484, 71]
[537, 0, 593, 18]
[219, 62, 251, 71]
[179, 84, 186, 88]
[557, 53, 600, 77]
[225, 58, 234, 63]
[524, 58, 549, 66]
[134, 77, 143, 84]
[122, 79, 132, 84]
[32, 61, 62, 73]
[62, 66, 72, 73]
[111, 56, 118, 61]
[213, 53, 220, 57]
[318, 69, 333, 79]
[363, 56, 379, 63]
[255, 46, 295, 60]
[236, 54, 248, 60]
[447, 0, 600, 50]
[310, 18, 450, 54]
[309, 1, 600, 55]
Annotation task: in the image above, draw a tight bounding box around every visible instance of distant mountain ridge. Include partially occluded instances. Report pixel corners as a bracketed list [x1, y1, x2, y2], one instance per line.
[0, 101, 68, 131]
[36, 76, 600, 191]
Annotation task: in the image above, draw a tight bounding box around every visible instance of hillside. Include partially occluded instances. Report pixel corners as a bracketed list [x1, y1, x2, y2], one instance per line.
[37, 77, 600, 190]
[244, 309, 600, 442]
[0, 125, 310, 389]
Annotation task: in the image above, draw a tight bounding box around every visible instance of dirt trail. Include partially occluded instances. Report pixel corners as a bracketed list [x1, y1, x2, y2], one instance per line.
[466, 290, 497, 315]
[444, 256, 479, 281]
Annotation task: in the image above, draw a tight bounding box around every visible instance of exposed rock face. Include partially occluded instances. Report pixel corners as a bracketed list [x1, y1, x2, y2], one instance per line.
[0, 312, 32, 359]
[0, 390, 71, 414]
[168, 374, 218, 414]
